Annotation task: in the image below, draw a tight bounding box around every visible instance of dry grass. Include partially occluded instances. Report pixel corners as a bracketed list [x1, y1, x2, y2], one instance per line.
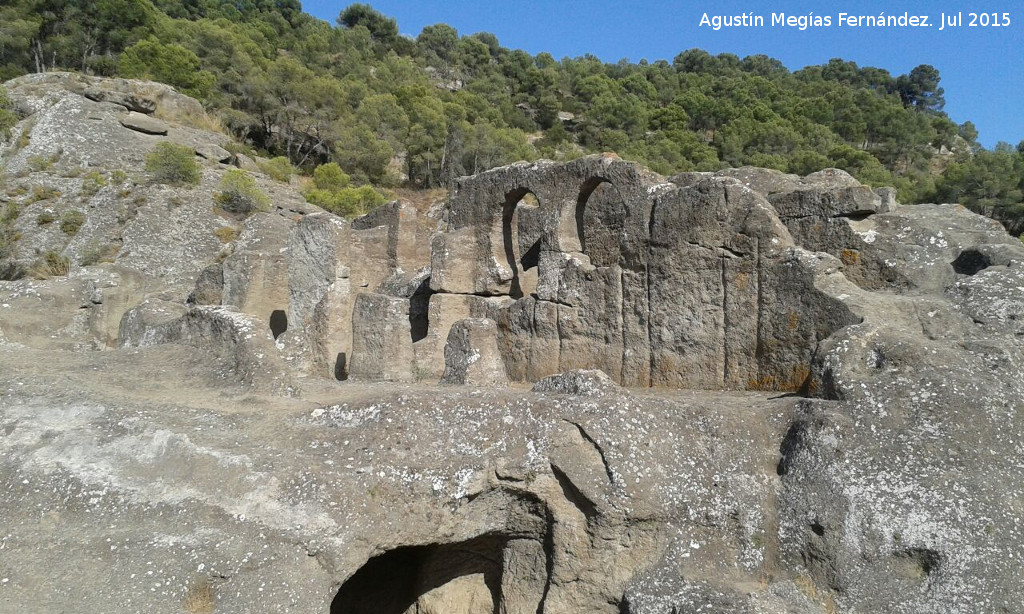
[214, 226, 238, 243]
[188, 112, 226, 135]
[793, 573, 818, 599]
[29, 251, 69, 279]
[79, 241, 121, 266]
[155, 105, 225, 135]
[793, 574, 838, 613]
[26, 185, 61, 204]
[840, 248, 860, 266]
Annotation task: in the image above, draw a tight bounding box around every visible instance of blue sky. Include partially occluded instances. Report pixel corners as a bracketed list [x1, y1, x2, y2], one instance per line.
[303, 1, 1022, 149]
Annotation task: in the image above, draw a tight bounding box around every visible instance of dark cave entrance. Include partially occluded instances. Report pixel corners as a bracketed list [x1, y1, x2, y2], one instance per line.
[409, 294, 430, 343]
[409, 273, 432, 344]
[330, 535, 508, 614]
[334, 352, 348, 381]
[269, 309, 288, 340]
[951, 249, 992, 275]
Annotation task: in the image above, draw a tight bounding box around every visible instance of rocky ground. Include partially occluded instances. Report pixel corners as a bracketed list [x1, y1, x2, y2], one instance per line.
[1, 74, 1023, 613]
[0, 343, 801, 613]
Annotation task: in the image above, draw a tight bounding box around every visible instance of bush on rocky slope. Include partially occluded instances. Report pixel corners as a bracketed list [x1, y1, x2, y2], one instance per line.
[145, 142, 200, 186]
[302, 162, 388, 218]
[215, 169, 270, 215]
[0, 86, 16, 141]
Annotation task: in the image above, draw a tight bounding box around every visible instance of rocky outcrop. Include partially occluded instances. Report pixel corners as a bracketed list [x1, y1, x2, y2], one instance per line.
[118, 297, 295, 394]
[422, 156, 866, 391]
[0, 72, 312, 357]
[3, 74, 1024, 614]
[532, 368, 622, 396]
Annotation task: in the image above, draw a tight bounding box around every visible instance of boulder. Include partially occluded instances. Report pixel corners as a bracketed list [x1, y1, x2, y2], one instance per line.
[195, 142, 232, 163]
[189, 264, 224, 305]
[119, 299, 295, 394]
[233, 152, 261, 173]
[82, 87, 157, 114]
[119, 111, 169, 135]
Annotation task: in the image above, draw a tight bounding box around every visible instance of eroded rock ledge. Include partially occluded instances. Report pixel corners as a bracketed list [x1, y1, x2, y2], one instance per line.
[2, 74, 1024, 614]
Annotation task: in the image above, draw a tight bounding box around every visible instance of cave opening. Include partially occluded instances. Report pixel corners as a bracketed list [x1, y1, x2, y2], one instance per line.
[951, 249, 992, 275]
[334, 352, 348, 381]
[409, 274, 431, 343]
[269, 309, 288, 340]
[330, 535, 508, 614]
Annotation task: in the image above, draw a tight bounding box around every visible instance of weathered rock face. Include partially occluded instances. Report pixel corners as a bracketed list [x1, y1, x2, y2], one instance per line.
[0, 72, 310, 305]
[3, 75, 1024, 614]
[426, 156, 864, 391]
[440, 317, 508, 386]
[0, 344, 800, 614]
[279, 201, 436, 380]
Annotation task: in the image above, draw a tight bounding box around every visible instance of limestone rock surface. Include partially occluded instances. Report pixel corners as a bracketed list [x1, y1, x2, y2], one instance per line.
[1, 74, 1023, 614]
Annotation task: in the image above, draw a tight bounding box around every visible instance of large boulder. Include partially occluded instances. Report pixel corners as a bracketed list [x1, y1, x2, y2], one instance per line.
[119, 111, 168, 135]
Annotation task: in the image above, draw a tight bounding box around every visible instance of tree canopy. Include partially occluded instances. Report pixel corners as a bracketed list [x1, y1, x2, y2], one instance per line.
[1, 1, 1020, 232]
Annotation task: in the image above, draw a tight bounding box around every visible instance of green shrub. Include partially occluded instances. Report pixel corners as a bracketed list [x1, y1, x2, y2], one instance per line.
[305, 185, 388, 218]
[119, 37, 215, 100]
[0, 227, 19, 264]
[36, 211, 56, 225]
[311, 162, 350, 191]
[303, 163, 388, 218]
[26, 185, 61, 203]
[0, 86, 16, 142]
[145, 143, 201, 186]
[258, 156, 294, 183]
[215, 169, 270, 215]
[0, 200, 21, 266]
[27, 152, 59, 173]
[59, 210, 85, 235]
[81, 170, 108, 196]
[2, 202, 22, 223]
[14, 129, 29, 150]
[111, 169, 129, 184]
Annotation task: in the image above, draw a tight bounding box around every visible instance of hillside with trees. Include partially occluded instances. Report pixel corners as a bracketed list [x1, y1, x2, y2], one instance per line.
[1, 1, 1022, 232]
